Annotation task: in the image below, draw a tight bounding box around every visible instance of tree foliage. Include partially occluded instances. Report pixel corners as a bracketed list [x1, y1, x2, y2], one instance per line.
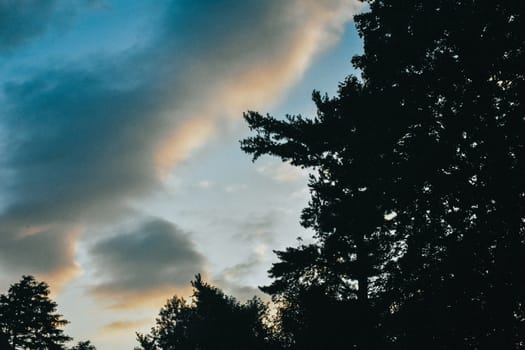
[242, 0, 525, 349]
[136, 275, 276, 350]
[0, 275, 71, 350]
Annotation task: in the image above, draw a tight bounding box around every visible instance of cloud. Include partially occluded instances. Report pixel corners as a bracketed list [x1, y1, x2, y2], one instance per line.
[224, 184, 248, 193]
[85, 0, 110, 10]
[212, 211, 286, 301]
[0, 64, 166, 289]
[220, 259, 261, 282]
[155, 116, 216, 177]
[101, 319, 150, 334]
[0, 224, 81, 290]
[213, 257, 271, 302]
[0, 0, 56, 51]
[233, 211, 279, 245]
[214, 276, 264, 302]
[257, 161, 309, 183]
[1, 70, 162, 221]
[196, 180, 213, 189]
[89, 218, 206, 308]
[151, 0, 362, 174]
[0, 0, 361, 287]
[0, 0, 94, 53]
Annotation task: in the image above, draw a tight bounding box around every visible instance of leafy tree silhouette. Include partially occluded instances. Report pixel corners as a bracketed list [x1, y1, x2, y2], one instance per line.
[0, 331, 12, 350]
[136, 275, 277, 350]
[242, 77, 389, 350]
[241, 0, 525, 349]
[351, 1, 525, 348]
[241, 53, 395, 350]
[0, 276, 71, 350]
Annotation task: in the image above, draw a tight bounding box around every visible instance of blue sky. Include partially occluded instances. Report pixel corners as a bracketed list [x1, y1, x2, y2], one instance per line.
[0, 1, 363, 348]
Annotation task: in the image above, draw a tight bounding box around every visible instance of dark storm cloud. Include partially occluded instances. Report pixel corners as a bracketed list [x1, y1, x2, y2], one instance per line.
[0, 0, 358, 285]
[90, 218, 205, 301]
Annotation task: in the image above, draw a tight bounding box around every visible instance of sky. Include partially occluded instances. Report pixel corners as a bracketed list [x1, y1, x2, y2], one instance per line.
[0, 1, 364, 348]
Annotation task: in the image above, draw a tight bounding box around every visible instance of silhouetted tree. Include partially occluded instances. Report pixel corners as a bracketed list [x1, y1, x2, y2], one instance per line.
[258, 241, 369, 349]
[351, 1, 525, 348]
[241, 62, 394, 350]
[0, 275, 71, 350]
[242, 0, 525, 349]
[0, 331, 12, 350]
[136, 275, 276, 350]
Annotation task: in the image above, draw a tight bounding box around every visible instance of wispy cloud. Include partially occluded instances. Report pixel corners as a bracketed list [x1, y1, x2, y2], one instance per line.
[257, 161, 309, 183]
[101, 319, 151, 334]
[232, 211, 279, 245]
[196, 180, 213, 189]
[211, 211, 286, 301]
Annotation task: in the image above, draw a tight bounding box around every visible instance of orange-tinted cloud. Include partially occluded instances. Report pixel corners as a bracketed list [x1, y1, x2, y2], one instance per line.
[153, 0, 363, 174]
[0, 224, 82, 293]
[101, 319, 151, 335]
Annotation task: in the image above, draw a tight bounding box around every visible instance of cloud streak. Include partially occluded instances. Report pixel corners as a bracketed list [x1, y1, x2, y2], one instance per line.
[101, 319, 151, 335]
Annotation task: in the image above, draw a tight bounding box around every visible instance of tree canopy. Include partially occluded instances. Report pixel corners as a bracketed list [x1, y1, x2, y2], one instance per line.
[241, 0, 525, 348]
[0, 276, 72, 350]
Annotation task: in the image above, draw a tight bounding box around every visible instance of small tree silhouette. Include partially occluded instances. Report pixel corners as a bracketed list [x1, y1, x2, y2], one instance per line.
[0, 276, 71, 350]
[136, 275, 276, 350]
